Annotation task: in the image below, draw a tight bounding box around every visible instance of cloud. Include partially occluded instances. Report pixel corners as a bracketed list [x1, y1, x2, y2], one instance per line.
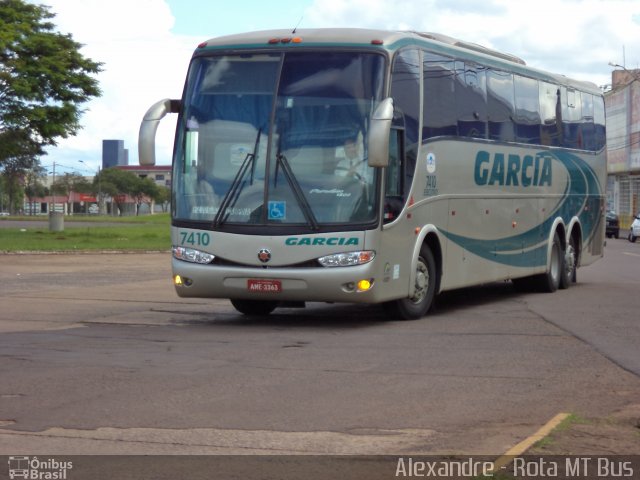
[305, 0, 640, 88]
[38, 0, 198, 169]
[34, 0, 640, 171]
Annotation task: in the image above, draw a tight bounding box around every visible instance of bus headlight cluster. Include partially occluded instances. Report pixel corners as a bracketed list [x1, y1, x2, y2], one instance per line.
[172, 246, 215, 264]
[318, 250, 375, 267]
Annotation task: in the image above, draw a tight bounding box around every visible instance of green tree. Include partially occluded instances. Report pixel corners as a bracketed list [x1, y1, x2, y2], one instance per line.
[156, 186, 171, 212]
[0, 0, 102, 167]
[23, 163, 47, 215]
[52, 172, 91, 213]
[131, 176, 160, 215]
[98, 168, 139, 215]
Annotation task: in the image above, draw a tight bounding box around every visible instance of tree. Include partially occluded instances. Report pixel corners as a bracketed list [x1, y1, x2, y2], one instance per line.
[0, 0, 102, 167]
[156, 186, 171, 212]
[131, 176, 160, 215]
[52, 172, 91, 214]
[23, 163, 47, 215]
[98, 168, 139, 215]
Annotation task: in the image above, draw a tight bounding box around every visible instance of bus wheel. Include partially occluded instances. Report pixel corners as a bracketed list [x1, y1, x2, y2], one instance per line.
[385, 245, 436, 320]
[230, 299, 278, 316]
[559, 234, 577, 289]
[535, 232, 563, 293]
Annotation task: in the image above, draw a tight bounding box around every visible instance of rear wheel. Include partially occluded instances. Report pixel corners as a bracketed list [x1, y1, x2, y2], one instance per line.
[629, 232, 637, 243]
[230, 299, 278, 316]
[384, 245, 437, 320]
[532, 232, 563, 293]
[559, 233, 578, 289]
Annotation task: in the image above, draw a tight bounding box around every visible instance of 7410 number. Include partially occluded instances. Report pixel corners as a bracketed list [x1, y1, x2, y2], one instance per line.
[180, 231, 210, 246]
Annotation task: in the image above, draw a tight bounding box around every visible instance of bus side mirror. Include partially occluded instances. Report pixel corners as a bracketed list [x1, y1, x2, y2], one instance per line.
[368, 97, 394, 168]
[138, 98, 181, 166]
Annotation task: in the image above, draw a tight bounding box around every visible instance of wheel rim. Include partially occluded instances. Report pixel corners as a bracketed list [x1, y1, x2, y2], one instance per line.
[565, 243, 576, 280]
[550, 242, 561, 283]
[410, 258, 429, 304]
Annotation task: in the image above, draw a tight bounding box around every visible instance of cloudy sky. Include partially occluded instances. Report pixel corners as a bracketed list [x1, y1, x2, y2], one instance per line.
[35, 0, 640, 173]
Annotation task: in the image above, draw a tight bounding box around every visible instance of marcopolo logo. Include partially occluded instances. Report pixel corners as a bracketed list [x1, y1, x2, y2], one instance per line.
[285, 236, 359, 246]
[474, 150, 552, 187]
[8, 456, 73, 479]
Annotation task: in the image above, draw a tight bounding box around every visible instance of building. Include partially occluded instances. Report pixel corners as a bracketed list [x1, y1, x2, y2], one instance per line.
[116, 165, 171, 188]
[605, 69, 640, 227]
[102, 139, 128, 168]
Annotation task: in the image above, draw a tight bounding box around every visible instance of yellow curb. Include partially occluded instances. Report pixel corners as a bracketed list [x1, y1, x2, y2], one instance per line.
[491, 412, 570, 473]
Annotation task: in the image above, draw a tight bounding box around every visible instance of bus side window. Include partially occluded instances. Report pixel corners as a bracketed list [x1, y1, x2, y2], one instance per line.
[514, 75, 541, 145]
[487, 69, 515, 143]
[390, 48, 420, 205]
[384, 129, 404, 223]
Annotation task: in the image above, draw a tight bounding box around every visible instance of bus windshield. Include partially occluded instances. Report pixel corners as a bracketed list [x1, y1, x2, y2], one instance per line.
[173, 51, 386, 229]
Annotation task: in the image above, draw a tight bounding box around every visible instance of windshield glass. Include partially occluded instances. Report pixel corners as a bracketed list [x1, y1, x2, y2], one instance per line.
[173, 51, 385, 228]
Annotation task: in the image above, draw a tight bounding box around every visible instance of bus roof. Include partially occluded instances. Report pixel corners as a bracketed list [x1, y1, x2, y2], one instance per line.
[198, 28, 600, 95]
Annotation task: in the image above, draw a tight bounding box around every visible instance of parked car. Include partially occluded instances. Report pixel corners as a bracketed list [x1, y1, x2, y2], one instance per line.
[606, 211, 620, 239]
[629, 213, 640, 243]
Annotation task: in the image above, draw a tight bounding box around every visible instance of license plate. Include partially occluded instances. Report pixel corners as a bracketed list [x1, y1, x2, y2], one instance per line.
[247, 279, 282, 293]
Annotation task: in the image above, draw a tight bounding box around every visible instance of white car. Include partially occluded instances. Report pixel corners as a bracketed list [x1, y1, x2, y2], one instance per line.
[629, 214, 640, 243]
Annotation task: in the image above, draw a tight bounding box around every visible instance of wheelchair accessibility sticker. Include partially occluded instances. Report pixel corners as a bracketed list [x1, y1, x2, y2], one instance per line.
[268, 201, 286, 220]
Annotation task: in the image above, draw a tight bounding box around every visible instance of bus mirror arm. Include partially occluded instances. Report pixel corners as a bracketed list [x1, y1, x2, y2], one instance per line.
[138, 98, 181, 166]
[368, 97, 394, 168]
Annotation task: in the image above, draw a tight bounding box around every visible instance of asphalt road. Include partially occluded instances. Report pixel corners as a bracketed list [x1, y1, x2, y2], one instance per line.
[0, 238, 639, 458]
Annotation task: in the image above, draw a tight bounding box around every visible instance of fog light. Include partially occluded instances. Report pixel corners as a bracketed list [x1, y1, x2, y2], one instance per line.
[356, 279, 373, 292]
[174, 275, 192, 287]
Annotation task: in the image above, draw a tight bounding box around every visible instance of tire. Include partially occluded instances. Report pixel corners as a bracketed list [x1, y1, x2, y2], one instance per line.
[384, 245, 437, 320]
[230, 299, 278, 316]
[559, 233, 577, 289]
[532, 232, 563, 293]
[629, 232, 637, 243]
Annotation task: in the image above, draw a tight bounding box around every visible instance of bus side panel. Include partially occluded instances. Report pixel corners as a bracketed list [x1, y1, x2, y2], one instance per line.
[376, 199, 450, 301]
[408, 140, 604, 292]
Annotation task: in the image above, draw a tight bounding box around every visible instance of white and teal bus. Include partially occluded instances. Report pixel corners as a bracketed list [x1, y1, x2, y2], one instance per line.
[139, 29, 606, 319]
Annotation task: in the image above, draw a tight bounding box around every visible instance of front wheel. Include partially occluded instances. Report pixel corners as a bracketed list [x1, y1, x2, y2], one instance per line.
[629, 232, 637, 243]
[384, 245, 437, 320]
[230, 299, 278, 316]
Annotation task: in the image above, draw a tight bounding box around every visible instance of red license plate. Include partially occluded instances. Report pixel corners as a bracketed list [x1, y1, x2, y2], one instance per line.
[247, 279, 282, 293]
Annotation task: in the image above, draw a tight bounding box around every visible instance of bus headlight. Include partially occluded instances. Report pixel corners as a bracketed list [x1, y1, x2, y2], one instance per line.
[318, 250, 375, 267]
[172, 246, 215, 264]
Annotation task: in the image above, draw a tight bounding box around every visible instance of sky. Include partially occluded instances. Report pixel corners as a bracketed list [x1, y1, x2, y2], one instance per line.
[32, 0, 640, 174]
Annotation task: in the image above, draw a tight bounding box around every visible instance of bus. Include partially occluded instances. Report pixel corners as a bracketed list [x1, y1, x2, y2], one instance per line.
[139, 29, 606, 319]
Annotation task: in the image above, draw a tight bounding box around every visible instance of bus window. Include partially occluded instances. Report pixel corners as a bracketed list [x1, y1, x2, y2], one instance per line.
[391, 49, 420, 197]
[581, 93, 596, 151]
[487, 69, 515, 143]
[456, 62, 487, 139]
[562, 87, 583, 149]
[514, 75, 541, 144]
[423, 52, 457, 139]
[384, 129, 404, 223]
[594, 95, 606, 151]
[391, 49, 421, 146]
[539, 81, 560, 146]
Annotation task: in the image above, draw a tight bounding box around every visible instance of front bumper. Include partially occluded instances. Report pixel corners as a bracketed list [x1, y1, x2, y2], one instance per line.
[171, 257, 385, 304]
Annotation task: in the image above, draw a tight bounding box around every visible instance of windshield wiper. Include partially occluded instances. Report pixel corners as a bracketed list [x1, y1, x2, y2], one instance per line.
[275, 151, 319, 230]
[212, 128, 261, 228]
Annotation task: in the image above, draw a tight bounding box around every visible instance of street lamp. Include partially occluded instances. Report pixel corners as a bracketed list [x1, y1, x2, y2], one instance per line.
[608, 61, 640, 84]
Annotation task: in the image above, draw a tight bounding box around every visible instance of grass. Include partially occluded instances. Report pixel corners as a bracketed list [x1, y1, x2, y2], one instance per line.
[0, 214, 171, 252]
[532, 413, 586, 450]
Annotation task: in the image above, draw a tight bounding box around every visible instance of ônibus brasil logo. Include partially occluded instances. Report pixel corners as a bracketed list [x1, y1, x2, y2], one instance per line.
[8, 456, 73, 479]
